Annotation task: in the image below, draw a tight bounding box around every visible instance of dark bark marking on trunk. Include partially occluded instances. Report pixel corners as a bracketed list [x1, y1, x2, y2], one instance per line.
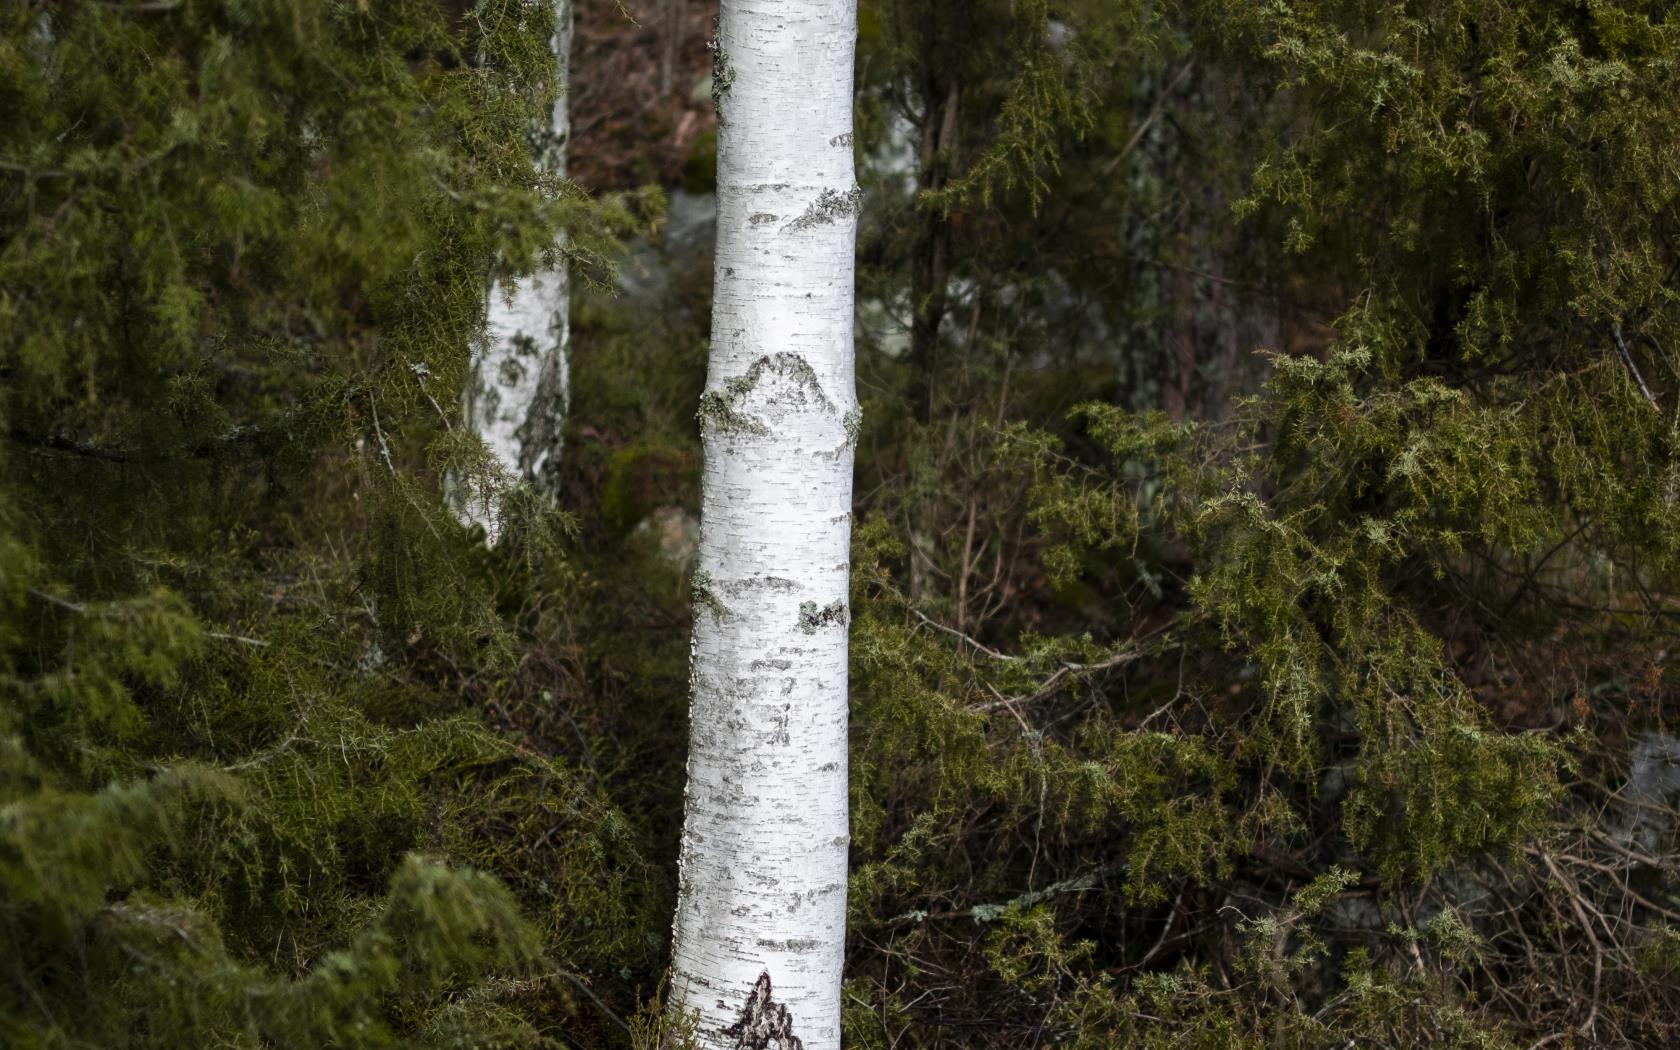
[723, 971, 804, 1050]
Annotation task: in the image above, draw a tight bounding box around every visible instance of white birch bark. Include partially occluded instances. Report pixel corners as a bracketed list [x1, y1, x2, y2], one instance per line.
[457, 1, 573, 542]
[668, 3, 859, 1048]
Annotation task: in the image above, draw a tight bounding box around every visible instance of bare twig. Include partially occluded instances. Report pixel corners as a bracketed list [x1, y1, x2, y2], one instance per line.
[27, 587, 86, 614]
[1102, 61, 1196, 176]
[1541, 852, 1603, 1039]
[911, 608, 1014, 662]
[553, 970, 634, 1037]
[206, 631, 271, 649]
[1613, 326, 1659, 410]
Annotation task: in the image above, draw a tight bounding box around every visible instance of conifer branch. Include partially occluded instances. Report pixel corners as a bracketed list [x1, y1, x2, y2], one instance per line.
[9, 421, 277, 464]
[10, 429, 135, 462]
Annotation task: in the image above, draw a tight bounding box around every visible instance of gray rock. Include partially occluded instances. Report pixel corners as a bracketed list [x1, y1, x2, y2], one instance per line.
[631, 505, 700, 573]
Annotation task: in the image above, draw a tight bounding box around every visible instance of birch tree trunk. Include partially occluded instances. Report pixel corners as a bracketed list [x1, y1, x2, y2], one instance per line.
[457, 1, 573, 541]
[668, 3, 859, 1048]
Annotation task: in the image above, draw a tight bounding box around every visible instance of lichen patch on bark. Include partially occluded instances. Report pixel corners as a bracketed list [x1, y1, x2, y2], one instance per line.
[706, 16, 736, 109]
[691, 568, 731, 620]
[781, 186, 862, 233]
[797, 600, 847, 634]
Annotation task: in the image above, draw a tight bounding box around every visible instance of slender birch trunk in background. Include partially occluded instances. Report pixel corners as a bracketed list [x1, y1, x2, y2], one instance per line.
[457, 1, 573, 541]
[668, 2, 859, 1047]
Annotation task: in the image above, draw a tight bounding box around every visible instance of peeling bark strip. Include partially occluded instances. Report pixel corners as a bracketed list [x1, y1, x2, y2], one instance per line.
[723, 972, 804, 1050]
[668, 3, 858, 1049]
[456, 2, 573, 542]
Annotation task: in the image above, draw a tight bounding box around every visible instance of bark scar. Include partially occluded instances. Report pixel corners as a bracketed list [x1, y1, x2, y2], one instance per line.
[697, 353, 833, 436]
[723, 971, 803, 1050]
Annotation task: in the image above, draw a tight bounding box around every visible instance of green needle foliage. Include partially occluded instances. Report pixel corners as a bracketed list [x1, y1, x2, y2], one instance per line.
[835, 1, 1680, 1045]
[1, 1, 659, 1046]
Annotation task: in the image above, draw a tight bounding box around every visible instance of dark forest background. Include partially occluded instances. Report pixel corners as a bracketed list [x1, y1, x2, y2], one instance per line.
[4, 1, 1680, 1046]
